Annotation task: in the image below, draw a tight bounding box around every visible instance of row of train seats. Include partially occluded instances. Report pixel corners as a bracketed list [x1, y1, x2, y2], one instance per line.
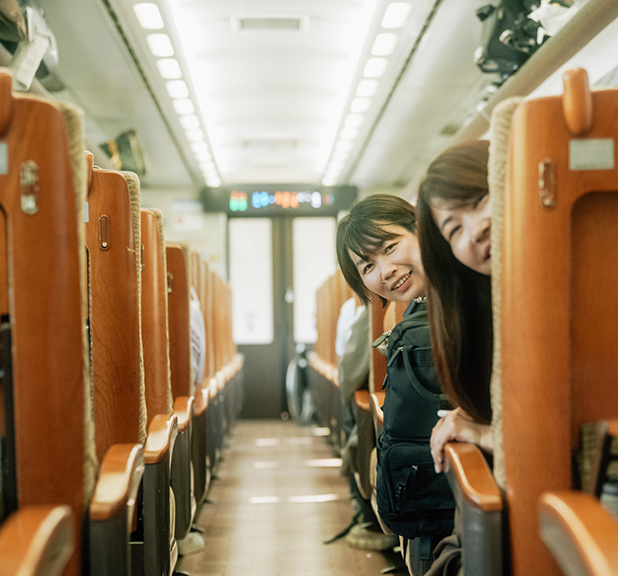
[308, 271, 415, 568]
[0, 68, 243, 576]
[310, 68, 618, 576]
[308, 270, 353, 454]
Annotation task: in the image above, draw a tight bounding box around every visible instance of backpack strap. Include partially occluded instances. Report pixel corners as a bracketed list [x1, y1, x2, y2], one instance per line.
[400, 346, 449, 403]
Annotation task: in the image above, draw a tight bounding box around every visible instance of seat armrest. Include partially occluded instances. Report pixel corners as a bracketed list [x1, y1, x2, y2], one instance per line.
[89, 444, 144, 576]
[171, 395, 197, 539]
[444, 442, 504, 576]
[0, 506, 73, 576]
[369, 392, 384, 440]
[444, 443, 502, 512]
[90, 444, 144, 522]
[354, 390, 371, 413]
[142, 414, 178, 576]
[539, 491, 618, 576]
[144, 413, 178, 465]
[173, 395, 194, 434]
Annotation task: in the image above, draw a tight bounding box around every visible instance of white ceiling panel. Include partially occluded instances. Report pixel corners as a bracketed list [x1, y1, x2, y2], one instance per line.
[30, 0, 606, 195]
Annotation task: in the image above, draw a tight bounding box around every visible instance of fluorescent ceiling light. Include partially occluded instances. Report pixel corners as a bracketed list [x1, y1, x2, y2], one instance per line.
[382, 2, 412, 29]
[191, 141, 208, 154]
[331, 149, 349, 162]
[185, 128, 205, 142]
[328, 159, 345, 171]
[194, 150, 212, 162]
[356, 79, 379, 97]
[350, 97, 371, 113]
[344, 113, 364, 129]
[179, 114, 200, 129]
[363, 57, 388, 78]
[339, 127, 359, 140]
[133, 3, 164, 30]
[206, 176, 222, 187]
[335, 140, 354, 152]
[322, 176, 338, 187]
[166, 80, 189, 99]
[156, 58, 182, 79]
[146, 33, 174, 57]
[372, 32, 398, 56]
[173, 99, 195, 115]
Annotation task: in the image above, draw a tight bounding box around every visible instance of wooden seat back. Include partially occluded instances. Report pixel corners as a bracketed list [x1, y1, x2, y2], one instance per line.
[0, 69, 90, 576]
[85, 162, 146, 461]
[501, 68, 618, 576]
[140, 209, 173, 426]
[166, 243, 192, 399]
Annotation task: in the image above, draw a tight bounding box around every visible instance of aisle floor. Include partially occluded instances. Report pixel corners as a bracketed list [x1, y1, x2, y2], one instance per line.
[177, 419, 399, 576]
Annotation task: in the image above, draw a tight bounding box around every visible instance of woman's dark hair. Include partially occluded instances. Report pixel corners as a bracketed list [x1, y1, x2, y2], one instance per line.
[336, 194, 417, 307]
[417, 140, 493, 424]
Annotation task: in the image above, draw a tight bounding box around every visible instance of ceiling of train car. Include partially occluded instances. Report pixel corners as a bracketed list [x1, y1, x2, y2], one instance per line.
[39, 0, 505, 193]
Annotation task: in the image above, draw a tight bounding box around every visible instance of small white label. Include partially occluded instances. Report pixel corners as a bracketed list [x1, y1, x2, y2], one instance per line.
[570, 138, 615, 171]
[83, 201, 89, 223]
[0, 143, 6, 174]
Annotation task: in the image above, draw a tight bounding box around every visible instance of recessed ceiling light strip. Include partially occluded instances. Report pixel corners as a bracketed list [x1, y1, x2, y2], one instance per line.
[99, 0, 209, 186]
[323, 0, 443, 186]
[101, 0, 220, 187]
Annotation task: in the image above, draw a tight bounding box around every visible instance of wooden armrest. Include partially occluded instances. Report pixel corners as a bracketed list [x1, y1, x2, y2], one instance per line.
[173, 395, 194, 434]
[444, 443, 502, 512]
[193, 386, 208, 417]
[217, 370, 226, 392]
[369, 392, 384, 426]
[90, 444, 144, 521]
[144, 413, 178, 464]
[0, 505, 73, 576]
[354, 390, 371, 413]
[540, 491, 618, 576]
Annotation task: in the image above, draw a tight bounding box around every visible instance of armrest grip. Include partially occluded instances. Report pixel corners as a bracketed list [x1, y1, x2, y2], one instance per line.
[540, 491, 618, 576]
[0, 505, 73, 576]
[445, 443, 502, 512]
[193, 386, 208, 417]
[144, 413, 178, 464]
[90, 443, 144, 521]
[369, 392, 384, 426]
[354, 390, 371, 413]
[173, 395, 194, 434]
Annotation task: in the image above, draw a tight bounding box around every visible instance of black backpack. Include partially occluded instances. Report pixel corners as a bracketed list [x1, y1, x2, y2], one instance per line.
[373, 299, 455, 540]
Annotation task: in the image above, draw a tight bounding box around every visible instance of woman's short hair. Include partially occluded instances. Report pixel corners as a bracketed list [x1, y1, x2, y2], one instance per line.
[336, 193, 417, 307]
[416, 140, 493, 423]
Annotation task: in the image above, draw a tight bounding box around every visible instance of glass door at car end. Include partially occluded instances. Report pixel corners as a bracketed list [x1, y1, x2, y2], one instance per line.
[228, 217, 336, 418]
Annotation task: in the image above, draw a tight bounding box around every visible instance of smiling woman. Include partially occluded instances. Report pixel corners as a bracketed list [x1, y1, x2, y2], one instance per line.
[336, 193, 423, 307]
[416, 139, 494, 425]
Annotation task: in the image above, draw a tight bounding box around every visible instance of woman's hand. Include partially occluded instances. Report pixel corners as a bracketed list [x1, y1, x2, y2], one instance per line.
[430, 408, 493, 473]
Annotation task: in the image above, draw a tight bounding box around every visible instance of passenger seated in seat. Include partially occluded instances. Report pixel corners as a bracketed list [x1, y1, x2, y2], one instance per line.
[337, 194, 454, 554]
[417, 139, 494, 475]
[415, 139, 495, 576]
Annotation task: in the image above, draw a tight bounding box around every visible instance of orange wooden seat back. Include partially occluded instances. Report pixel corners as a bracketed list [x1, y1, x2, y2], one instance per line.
[141, 209, 172, 427]
[85, 162, 144, 461]
[502, 68, 618, 576]
[166, 244, 192, 399]
[202, 262, 215, 381]
[369, 294, 387, 395]
[0, 70, 86, 576]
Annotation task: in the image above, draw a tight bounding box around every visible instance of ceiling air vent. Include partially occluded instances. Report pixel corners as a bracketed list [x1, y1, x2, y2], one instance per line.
[232, 14, 308, 33]
[242, 138, 298, 150]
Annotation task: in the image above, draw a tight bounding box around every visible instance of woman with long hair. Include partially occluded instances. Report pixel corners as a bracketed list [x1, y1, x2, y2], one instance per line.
[416, 139, 494, 473]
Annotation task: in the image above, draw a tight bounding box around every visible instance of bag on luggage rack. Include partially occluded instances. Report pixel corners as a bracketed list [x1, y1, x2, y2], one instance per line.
[374, 299, 455, 540]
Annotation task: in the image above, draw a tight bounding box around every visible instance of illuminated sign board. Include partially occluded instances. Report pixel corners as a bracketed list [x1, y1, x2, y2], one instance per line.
[201, 185, 357, 216]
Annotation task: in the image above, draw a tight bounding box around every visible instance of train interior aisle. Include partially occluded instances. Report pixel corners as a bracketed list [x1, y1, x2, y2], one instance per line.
[178, 420, 399, 576]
